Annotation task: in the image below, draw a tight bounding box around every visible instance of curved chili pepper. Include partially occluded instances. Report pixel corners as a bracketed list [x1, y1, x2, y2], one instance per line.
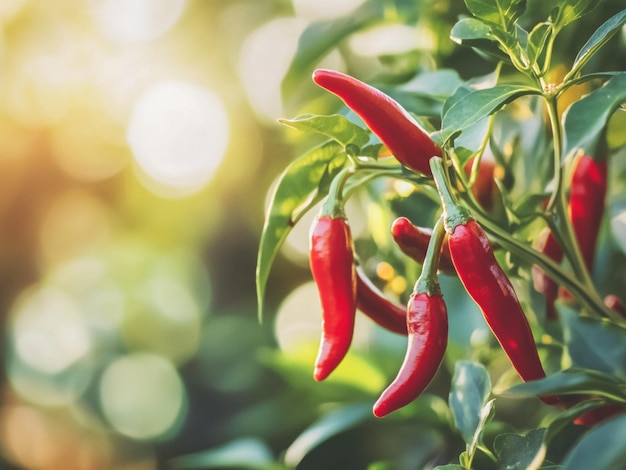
[391, 217, 455, 274]
[531, 227, 563, 320]
[309, 214, 357, 381]
[355, 266, 407, 335]
[312, 69, 441, 176]
[373, 218, 448, 418]
[430, 157, 556, 404]
[373, 290, 447, 417]
[569, 154, 607, 271]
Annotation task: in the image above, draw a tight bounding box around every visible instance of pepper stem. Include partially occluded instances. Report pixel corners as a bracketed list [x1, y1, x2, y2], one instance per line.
[414, 216, 445, 296]
[430, 157, 471, 233]
[321, 166, 354, 218]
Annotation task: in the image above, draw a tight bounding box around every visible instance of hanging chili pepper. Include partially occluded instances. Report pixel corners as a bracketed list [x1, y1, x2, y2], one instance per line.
[430, 157, 556, 404]
[569, 154, 607, 271]
[309, 211, 357, 381]
[464, 152, 497, 211]
[312, 69, 441, 176]
[355, 266, 407, 335]
[373, 219, 448, 417]
[391, 217, 455, 274]
[532, 227, 563, 320]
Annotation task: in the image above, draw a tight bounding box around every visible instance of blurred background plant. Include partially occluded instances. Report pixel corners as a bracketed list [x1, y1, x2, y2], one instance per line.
[0, 0, 624, 469]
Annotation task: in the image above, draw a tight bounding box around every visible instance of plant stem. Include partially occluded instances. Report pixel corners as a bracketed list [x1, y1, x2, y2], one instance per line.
[543, 94, 598, 295]
[414, 216, 445, 296]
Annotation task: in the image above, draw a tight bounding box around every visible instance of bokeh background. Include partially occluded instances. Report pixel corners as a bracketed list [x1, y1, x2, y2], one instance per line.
[0, 0, 624, 469]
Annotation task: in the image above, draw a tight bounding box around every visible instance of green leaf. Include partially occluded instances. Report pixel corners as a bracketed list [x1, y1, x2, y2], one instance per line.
[569, 9, 626, 79]
[283, 404, 372, 467]
[503, 368, 626, 402]
[256, 142, 346, 320]
[464, 0, 526, 29]
[170, 438, 275, 469]
[441, 85, 539, 142]
[449, 361, 493, 447]
[450, 18, 510, 61]
[561, 414, 626, 469]
[434, 466, 465, 470]
[282, 1, 383, 100]
[551, 0, 602, 30]
[402, 69, 463, 100]
[494, 429, 545, 470]
[534, 399, 608, 466]
[559, 303, 626, 380]
[562, 72, 626, 159]
[526, 22, 551, 65]
[279, 114, 370, 148]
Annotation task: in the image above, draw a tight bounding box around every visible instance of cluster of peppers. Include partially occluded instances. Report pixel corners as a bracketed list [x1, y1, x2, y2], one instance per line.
[306, 69, 572, 417]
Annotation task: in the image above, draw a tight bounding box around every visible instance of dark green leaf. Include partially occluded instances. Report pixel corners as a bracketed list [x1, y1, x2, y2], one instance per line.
[561, 414, 626, 469]
[494, 429, 545, 470]
[256, 142, 346, 320]
[570, 9, 626, 79]
[170, 438, 274, 469]
[449, 361, 492, 446]
[559, 303, 626, 380]
[278, 114, 370, 148]
[503, 368, 626, 402]
[539, 399, 608, 459]
[283, 404, 372, 467]
[434, 466, 464, 470]
[441, 85, 539, 142]
[282, 1, 383, 100]
[562, 72, 626, 158]
[450, 18, 510, 61]
[551, 0, 602, 30]
[464, 0, 526, 29]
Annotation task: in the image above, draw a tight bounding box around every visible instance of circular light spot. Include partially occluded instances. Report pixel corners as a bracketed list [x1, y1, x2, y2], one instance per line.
[127, 80, 230, 195]
[11, 288, 91, 374]
[89, 0, 188, 43]
[99, 353, 185, 440]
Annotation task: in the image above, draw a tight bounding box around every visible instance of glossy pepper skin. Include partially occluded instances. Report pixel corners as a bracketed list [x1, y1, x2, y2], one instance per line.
[569, 155, 607, 271]
[312, 69, 441, 176]
[373, 291, 448, 417]
[430, 157, 555, 403]
[449, 220, 551, 385]
[391, 217, 455, 274]
[532, 227, 563, 320]
[309, 215, 357, 381]
[355, 266, 407, 335]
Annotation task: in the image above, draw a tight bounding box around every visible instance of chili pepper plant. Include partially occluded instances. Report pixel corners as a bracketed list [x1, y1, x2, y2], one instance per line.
[257, 1, 626, 468]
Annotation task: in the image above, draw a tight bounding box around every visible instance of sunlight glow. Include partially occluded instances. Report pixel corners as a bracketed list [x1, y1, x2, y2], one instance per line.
[292, 0, 366, 19]
[127, 80, 230, 195]
[12, 288, 92, 375]
[348, 23, 420, 57]
[89, 0, 188, 43]
[99, 353, 185, 440]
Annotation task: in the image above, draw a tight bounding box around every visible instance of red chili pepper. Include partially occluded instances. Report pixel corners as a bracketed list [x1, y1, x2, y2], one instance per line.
[355, 266, 407, 335]
[312, 69, 441, 176]
[464, 153, 496, 211]
[430, 157, 556, 404]
[391, 217, 455, 274]
[573, 404, 624, 427]
[373, 290, 448, 417]
[309, 214, 357, 381]
[569, 154, 607, 271]
[532, 227, 563, 320]
[373, 218, 448, 418]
